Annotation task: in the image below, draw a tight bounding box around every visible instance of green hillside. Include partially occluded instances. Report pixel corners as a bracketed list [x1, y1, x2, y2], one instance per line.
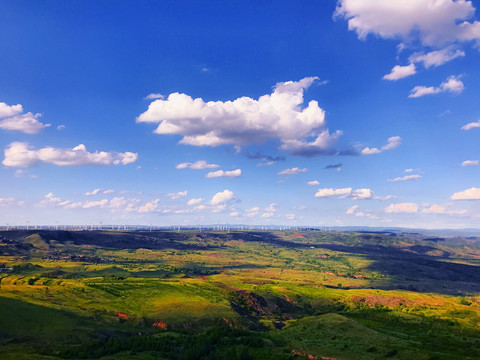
[1, 230, 479, 359]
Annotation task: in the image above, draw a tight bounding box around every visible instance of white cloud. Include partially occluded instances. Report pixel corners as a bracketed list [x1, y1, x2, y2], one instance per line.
[0, 101, 50, 134]
[422, 204, 467, 215]
[80, 199, 109, 209]
[307, 180, 320, 186]
[381, 136, 402, 150]
[351, 188, 374, 200]
[137, 77, 341, 156]
[187, 198, 204, 206]
[361, 136, 401, 155]
[441, 75, 465, 93]
[409, 46, 465, 68]
[285, 213, 297, 220]
[0, 197, 23, 207]
[316, 188, 374, 200]
[257, 161, 275, 167]
[36, 192, 108, 210]
[462, 160, 479, 167]
[36, 193, 69, 208]
[385, 203, 418, 213]
[145, 93, 164, 100]
[355, 211, 379, 219]
[138, 200, 160, 213]
[375, 195, 395, 201]
[109, 197, 144, 212]
[103, 189, 115, 194]
[388, 174, 422, 182]
[32, 190, 243, 216]
[461, 120, 480, 130]
[335, 0, 480, 47]
[41, 193, 161, 213]
[409, 75, 464, 98]
[245, 206, 260, 217]
[57, 125, 66, 131]
[451, 187, 480, 200]
[206, 169, 242, 178]
[346, 205, 359, 214]
[3, 142, 138, 167]
[210, 190, 237, 206]
[278, 167, 307, 175]
[84, 188, 101, 196]
[176, 160, 220, 170]
[230, 211, 239, 217]
[405, 168, 414, 173]
[361, 147, 382, 155]
[422, 204, 447, 214]
[315, 187, 352, 198]
[14, 169, 38, 179]
[409, 86, 441, 98]
[383, 64, 416, 80]
[0, 102, 23, 118]
[167, 191, 187, 199]
[264, 203, 278, 212]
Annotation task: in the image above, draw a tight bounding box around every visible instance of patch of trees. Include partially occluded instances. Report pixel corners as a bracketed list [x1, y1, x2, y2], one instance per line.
[46, 326, 267, 360]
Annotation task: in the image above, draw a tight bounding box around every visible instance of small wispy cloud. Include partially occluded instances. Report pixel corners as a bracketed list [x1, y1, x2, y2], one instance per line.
[84, 188, 102, 196]
[409, 75, 464, 98]
[176, 160, 220, 170]
[362, 136, 401, 155]
[385, 203, 418, 213]
[461, 160, 478, 167]
[206, 169, 242, 178]
[461, 120, 480, 131]
[167, 190, 188, 199]
[278, 167, 307, 175]
[145, 93, 164, 100]
[383, 64, 416, 81]
[387, 174, 421, 182]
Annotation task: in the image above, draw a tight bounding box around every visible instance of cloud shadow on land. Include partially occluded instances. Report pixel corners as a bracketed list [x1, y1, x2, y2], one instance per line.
[2, 230, 479, 296]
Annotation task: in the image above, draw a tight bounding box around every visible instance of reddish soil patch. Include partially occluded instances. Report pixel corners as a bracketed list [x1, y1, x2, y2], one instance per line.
[353, 274, 367, 279]
[291, 350, 339, 360]
[153, 320, 167, 330]
[293, 233, 305, 238]
[284, 295, 298, 304]
[116, 312, 129, 319]
[223, 317, 233, 328]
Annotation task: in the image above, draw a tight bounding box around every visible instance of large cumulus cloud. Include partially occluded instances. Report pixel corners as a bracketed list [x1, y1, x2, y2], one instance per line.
[137, 77, 340, 156]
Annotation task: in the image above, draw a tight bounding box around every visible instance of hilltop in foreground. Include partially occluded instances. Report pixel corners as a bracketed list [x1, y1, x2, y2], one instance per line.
[0, 230, 479, 360]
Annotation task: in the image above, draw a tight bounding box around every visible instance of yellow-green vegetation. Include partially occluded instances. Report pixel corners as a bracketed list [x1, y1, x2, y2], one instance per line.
[0, 229, 479, 359]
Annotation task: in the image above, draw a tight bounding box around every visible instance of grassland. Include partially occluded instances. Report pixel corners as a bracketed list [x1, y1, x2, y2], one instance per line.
[0, 229, 479, 359]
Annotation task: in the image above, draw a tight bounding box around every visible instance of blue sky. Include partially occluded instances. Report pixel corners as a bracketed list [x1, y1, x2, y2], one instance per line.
[1, 0, 480, 228]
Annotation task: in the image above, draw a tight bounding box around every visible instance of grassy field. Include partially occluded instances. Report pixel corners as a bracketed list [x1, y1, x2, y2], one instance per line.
[0, 229, 479, 359]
